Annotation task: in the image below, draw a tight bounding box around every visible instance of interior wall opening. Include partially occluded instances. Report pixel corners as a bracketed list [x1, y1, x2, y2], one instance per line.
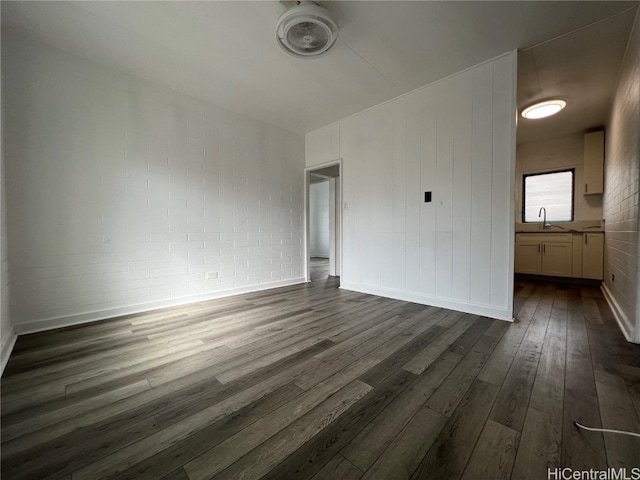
[305, 162, 341, 284]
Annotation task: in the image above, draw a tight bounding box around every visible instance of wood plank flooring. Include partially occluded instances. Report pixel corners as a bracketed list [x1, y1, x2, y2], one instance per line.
[2, 268, 640, 480]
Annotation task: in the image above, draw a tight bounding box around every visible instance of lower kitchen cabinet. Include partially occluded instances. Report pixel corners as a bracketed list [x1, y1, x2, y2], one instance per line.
[515, 232, 603, 280]
[515, 234, 573, 277]
[582, 233, 604, 279]
[514, 240, 542, 274]
[541, 242, 573, 277]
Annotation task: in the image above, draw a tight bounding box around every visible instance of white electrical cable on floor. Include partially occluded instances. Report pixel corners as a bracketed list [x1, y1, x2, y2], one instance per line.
[574, 420, 640, 439]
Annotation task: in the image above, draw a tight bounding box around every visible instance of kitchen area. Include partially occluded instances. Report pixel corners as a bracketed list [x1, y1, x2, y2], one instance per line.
[512, 5, 635, 286]
[514, 130, 605, 281]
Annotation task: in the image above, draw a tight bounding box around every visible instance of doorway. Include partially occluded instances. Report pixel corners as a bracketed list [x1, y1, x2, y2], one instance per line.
[305, 161, 341, 284]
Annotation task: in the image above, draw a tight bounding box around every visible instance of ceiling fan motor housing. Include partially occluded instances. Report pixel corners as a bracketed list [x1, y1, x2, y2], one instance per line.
[276, 2, 339, 59]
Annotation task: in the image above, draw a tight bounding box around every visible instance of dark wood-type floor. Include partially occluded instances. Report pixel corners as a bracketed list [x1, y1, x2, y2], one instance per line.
[2, 264, 640, 480]
[309, 257, 331, 282]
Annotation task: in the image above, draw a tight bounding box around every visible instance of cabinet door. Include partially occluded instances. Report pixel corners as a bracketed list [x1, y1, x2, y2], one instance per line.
[584, 131, 604, 195]
[582, 233, 604, 280]
[541, 242, 573, 277]
[515, 242, 541, 274]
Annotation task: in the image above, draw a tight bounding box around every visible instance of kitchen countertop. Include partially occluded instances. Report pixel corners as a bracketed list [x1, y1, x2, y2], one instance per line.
[515, 220, 603, 234]
[515, 228, 604, 233]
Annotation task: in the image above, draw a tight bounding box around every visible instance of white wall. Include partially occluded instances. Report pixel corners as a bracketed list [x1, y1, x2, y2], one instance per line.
[306, 52, 517, 321]
[306, 124, 340, 168]
[603, 8, 640, 343]
[1, 10, 17, 373]
[2, 31, 305, 333]
[515, 133, 603, 225]
[309, 181, 330, 258]
[1, 141, 11, 372]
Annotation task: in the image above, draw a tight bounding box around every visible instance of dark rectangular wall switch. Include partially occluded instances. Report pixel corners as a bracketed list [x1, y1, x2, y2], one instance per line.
[424, 191, 432, 202]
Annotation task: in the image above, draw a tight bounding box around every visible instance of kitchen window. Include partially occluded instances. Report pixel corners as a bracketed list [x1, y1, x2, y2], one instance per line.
[523, 169, 574, 223]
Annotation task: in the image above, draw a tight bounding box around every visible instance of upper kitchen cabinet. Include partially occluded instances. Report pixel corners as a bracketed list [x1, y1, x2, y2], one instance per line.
[583, 130, 604, 195]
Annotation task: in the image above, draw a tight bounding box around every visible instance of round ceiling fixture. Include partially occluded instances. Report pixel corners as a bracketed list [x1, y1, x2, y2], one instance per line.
[276, 2, 339, 59]
[521, 99, 567, 119]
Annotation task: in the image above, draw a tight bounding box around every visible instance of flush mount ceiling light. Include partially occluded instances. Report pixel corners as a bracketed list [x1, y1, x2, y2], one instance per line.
[276, 2, 339, 59]
[521, 99, 567, 119]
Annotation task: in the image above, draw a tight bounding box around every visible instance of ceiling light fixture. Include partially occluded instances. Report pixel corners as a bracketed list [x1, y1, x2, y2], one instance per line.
[521, 99, 567, 119]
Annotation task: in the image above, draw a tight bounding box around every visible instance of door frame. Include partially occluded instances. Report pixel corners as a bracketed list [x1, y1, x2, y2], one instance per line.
[304, 159, 342, 282]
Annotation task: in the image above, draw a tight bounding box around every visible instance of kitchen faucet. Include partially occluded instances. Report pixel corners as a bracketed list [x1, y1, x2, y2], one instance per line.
[538, 207, 551, 229]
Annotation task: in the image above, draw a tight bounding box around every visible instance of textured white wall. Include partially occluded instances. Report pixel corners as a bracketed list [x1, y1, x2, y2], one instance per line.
[516, 133, 603, 224]
[306, 52, 517, 321]
[309, 181, 330, 258]
[2, 31, 305, 333]
[603, 9, 640, 343]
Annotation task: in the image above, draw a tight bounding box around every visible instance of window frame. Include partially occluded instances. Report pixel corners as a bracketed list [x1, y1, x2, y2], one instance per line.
[522, 168, 575, 223]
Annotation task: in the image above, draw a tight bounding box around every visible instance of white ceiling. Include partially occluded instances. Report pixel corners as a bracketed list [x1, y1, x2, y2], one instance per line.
[2, 1, 638, 143]
[517, 6, 636, 144]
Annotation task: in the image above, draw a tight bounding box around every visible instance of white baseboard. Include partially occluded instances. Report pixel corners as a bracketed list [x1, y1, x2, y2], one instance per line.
[601, 283, 636, 343]
[1, 327, 17, 376]
[340, 281, 513, 322]
[13, 278, 306, 335]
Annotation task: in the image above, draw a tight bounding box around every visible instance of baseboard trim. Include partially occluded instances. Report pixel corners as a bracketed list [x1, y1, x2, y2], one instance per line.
[13, 278, 307, 335]
[340, 281, 513, 322]
[601, 283, 636, 343]
[1, 327, 17, 376]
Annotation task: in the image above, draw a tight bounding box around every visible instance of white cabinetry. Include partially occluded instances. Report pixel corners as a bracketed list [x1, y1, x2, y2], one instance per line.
[515, 234, 573, 277]
[515, 232, 604, 280]
[515, 240, 542, 274]
[584, 131, 604, 195]
[582, 233, 604, 280]
[541, 242, 574, 277]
